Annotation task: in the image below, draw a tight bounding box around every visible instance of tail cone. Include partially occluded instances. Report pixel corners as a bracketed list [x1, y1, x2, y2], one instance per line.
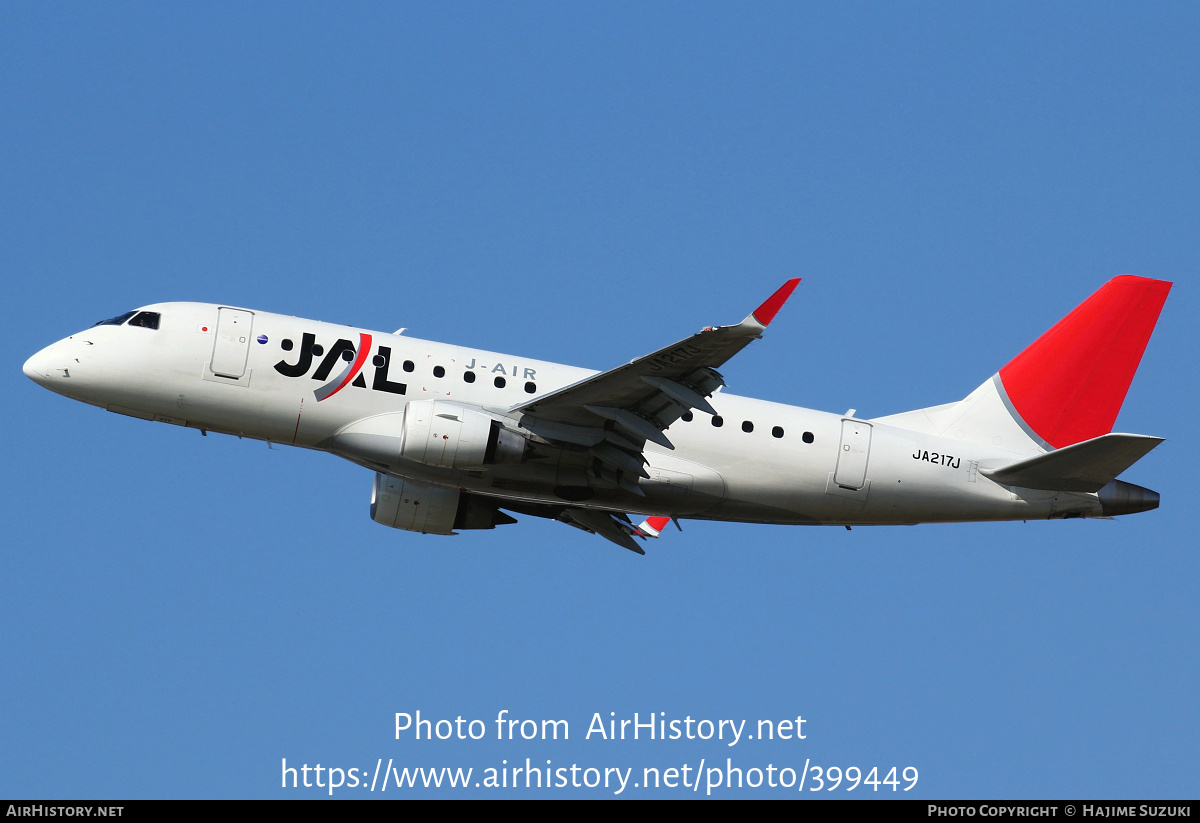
[1098, 480, 1159, 516]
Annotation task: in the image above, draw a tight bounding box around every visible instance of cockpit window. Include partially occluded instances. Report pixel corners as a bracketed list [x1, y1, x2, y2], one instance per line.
[128, 311, 160, 330]
[94, 310, 137, 327]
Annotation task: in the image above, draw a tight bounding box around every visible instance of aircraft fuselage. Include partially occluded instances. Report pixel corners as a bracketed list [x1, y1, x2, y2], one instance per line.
[23, 301, 1120, 530]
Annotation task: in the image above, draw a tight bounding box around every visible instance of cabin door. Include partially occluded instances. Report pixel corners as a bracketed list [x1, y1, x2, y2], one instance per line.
[834, 419, 872, 490]
[210, 308, 254, 379]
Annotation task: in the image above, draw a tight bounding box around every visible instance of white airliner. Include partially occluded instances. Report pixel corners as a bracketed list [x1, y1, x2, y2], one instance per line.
[23, 276, 1170, 553]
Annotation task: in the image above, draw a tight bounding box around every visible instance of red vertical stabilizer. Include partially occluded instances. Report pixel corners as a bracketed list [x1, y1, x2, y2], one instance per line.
[998, 276, 1171, 449]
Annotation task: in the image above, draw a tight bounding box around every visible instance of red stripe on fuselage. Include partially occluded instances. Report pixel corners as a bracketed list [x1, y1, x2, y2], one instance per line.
[320, 332, 373, 402]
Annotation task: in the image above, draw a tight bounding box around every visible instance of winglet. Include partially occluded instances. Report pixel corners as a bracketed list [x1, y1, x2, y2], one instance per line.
[637, 516, 671, 538]
[749, 279, 801, 326]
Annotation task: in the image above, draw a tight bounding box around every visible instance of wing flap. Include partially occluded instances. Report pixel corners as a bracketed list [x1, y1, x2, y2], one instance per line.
[493, 500, 673, 554]
[585, 405, 675, 449]
[559, 509, 647, 554]
[641, 376, 719, 415]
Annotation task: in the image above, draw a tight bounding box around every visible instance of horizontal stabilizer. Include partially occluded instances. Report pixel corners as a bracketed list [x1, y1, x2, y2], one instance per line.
[981, 433, 1163, 493]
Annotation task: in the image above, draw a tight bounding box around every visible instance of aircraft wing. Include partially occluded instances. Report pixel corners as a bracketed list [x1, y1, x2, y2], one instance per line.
[508, 280, 800, 492]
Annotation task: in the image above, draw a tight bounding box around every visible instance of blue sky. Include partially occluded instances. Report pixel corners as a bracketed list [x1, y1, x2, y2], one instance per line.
[3, 3, 1197, 798]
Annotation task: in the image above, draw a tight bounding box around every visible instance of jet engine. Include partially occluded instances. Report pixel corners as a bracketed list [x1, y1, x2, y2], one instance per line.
[330, 400, 529, 472]
[371, 473, 517, 534]
[399, 399, 526, 469]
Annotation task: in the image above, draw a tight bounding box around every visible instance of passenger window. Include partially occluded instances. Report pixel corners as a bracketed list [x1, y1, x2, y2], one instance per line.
[463, 371, 476, 383]
[802, 431, 814, 443]
[742, 421, 754, 433]
[524, 381, 536, 394]
[127, 311, 161, 330]
[772, 426, 784, 439]
[341, 349, 354, 361]
[494, 376, 506, 388]
[433, 366, 445, 378]
[681, 411, 693, 422]
[403, 360, 415, 372]
[312, 344, 324, 356]
[712, 416, 723, 427]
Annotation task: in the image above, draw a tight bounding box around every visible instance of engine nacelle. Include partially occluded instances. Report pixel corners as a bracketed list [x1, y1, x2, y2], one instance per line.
[400, 400, 525, 469]
[371, 474, 519, 534]
[371, 474, 461, 534]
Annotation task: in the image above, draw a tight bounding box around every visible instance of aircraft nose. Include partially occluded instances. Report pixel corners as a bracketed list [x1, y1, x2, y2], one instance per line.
[22, 348, 52, 385]
[22, 340, 74, 389]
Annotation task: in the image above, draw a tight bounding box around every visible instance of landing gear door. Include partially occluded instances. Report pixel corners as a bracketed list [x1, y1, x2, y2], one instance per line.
[834, 419, 872, 490]
[210, 308, 254, 379]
